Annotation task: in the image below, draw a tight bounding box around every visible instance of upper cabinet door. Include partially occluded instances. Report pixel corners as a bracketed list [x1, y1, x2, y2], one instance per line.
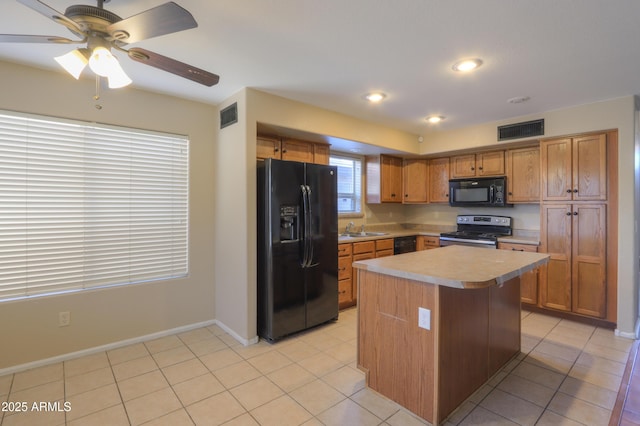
[506, 146, 540, 203]
[428, 157, 450, 203]
[257, 136, 282, 160]
[477, 151, 505, 176]
[381, 155, 403, 202]
[450, 154, 476, 178]
[402, 159, 428, 203]
[281, 139, 314, 163]
[541, 138, 573, 201]
[572, 134, 607, 201]
[541, 134, 607, 202]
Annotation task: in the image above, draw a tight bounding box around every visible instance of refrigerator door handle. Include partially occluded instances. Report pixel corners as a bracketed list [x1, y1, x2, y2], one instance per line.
[305, 185, 318, 267]
[300, 184, 310, 267]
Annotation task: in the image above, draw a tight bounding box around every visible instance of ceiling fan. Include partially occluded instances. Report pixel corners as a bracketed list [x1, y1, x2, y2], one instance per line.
[0, 0, 220, 89]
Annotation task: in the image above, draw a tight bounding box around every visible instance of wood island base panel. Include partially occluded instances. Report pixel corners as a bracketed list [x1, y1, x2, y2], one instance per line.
[353, 246, 550, 425]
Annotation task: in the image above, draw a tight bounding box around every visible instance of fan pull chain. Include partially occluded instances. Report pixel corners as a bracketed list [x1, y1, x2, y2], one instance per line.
[94, 75, 103, 110]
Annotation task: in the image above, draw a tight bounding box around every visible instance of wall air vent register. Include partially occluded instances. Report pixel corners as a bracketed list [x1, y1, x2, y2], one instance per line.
[497, 119, 544, 141]
[220, 102, 238, 129]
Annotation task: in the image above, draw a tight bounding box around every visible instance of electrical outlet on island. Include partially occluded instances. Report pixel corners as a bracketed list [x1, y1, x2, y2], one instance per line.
[58, 311, 71, 327]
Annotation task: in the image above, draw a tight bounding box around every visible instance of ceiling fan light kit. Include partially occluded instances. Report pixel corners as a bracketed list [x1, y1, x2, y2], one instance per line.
[2, 0, 220, 92]
[54, 47, 89, 79]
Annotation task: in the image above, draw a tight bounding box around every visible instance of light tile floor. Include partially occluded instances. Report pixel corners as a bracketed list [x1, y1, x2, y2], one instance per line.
[0, 308, 634, 425]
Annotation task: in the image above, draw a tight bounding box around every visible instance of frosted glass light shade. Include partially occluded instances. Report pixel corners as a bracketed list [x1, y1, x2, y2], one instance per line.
[54, 49, 89, 79]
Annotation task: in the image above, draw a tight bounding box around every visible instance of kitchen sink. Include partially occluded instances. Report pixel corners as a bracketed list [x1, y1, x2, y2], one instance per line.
[341, 232, 388, 238]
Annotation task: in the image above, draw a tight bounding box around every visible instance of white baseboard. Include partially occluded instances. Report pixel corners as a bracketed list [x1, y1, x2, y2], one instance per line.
[615, 317, 640, 340]
[214, 320, 259, 346]
[0, 318, 249, 376]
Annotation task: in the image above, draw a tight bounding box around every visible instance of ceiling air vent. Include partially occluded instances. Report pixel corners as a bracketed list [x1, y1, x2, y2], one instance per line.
[497, 119, 544, 141]
[220, 102, 238, 129]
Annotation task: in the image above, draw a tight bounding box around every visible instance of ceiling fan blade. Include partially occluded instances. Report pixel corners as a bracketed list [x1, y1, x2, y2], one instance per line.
[0, 34, 82, 44]
[107, 2, 197, 44]
[17, 0, 86, 36]
[128, 47, 219, 87]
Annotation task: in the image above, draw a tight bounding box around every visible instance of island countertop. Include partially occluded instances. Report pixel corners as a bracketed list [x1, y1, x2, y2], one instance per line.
[352, 245, 549, 289]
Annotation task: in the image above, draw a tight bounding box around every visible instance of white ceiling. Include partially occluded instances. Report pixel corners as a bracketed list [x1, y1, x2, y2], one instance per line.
[2, 0, 640, 136]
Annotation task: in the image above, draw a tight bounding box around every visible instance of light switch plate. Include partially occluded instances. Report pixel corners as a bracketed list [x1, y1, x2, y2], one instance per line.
[418, 307, 430, 330]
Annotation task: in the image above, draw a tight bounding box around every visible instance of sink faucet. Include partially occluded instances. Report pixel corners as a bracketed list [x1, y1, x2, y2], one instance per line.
[360, 224, 365, 233]
[345, 221, 355, 234]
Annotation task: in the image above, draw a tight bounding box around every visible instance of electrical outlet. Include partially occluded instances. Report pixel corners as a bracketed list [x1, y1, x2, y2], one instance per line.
[418, 307, 430, 330]
[58, 311, 70, 327]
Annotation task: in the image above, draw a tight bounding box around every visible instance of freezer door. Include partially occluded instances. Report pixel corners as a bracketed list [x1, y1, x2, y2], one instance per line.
[257, 159, 306, 340]
[304, 163, 339, 328]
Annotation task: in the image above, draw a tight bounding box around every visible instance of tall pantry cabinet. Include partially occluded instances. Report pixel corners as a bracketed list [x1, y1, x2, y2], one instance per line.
[539, 131, 617, 322]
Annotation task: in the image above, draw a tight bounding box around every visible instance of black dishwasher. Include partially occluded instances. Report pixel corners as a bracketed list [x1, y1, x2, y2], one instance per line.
[393, 236, 416, 254]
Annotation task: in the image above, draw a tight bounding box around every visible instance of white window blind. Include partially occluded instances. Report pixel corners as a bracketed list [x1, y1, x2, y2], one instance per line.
[0, 111, 189, 301]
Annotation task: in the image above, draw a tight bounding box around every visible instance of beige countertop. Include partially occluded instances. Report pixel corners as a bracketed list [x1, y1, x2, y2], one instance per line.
[352, 245, 549, 289]
[338, 230, 540, 246]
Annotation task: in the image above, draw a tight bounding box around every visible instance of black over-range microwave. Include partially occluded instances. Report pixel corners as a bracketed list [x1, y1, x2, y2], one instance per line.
[448, 176, 512, 207]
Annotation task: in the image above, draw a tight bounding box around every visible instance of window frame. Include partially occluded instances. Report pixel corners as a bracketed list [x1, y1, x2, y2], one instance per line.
[330, 152, 364, 218]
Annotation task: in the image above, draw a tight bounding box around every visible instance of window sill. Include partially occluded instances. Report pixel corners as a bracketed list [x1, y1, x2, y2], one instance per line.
[338, 212, 365, 219]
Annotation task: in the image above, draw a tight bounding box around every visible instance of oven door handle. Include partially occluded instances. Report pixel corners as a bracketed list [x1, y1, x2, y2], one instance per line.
[439, 237, 496, 246]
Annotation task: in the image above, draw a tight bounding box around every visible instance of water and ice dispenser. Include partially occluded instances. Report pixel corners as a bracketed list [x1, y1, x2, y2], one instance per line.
[280, 205, 299, 241]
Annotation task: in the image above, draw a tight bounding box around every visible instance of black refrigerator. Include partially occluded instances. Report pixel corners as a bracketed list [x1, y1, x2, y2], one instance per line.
[257, 158, 338, 341]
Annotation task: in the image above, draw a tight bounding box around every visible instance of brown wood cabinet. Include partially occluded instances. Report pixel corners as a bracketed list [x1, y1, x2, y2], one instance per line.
[338, 237, 398, 308]
[402, 159, 428, 203]
[538, 130, 615, 323]
[256, 135, 281, 160]
[313, 144, 330, 165]
[450, 151, 505, 178]
[375, 238, 394, 257]
[498, 242, 539, 305]
[540, 134, 607, 202]
[428, 157, 450, 203]
[539, 203, 607, 318]
[417, 235, 440, 250]
[506, 146, 540, 203]
[281, 138, 314, 163]
[366, 155, 403, 203]
[358, 269, 521, 424]
[338, 243, 354, 309]
[257, 135, 330, 165]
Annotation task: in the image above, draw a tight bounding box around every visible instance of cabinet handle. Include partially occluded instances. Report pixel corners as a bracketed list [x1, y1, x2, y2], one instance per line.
[479, 166, 483, 170]
[566, 212, 571, 216]
[274, 147, 279, 153]
[282, 149, 287, 153]
[445, 193, 449, 197]
[511, 248, 525, 251]
[573, 211, 578, 215]
[471, 167, 475, 170]
[405, 194, 408, 197]
[508, 192, 513, 195]
[573, 189, 578, 193]
[566, 189, 572, 193]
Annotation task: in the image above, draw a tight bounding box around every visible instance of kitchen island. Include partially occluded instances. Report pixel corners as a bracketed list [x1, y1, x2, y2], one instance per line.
[353, 245, 549, 425]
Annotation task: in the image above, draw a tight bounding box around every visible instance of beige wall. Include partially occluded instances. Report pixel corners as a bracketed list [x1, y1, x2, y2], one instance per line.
[213, 90, 258, 343]
[0, 61, 218, 370]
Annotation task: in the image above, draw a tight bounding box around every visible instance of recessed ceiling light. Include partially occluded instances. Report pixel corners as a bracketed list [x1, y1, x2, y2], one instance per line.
[451, 58, 483, 72]
[426, 115, 445, 124]
[363, 92, 386, 103]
